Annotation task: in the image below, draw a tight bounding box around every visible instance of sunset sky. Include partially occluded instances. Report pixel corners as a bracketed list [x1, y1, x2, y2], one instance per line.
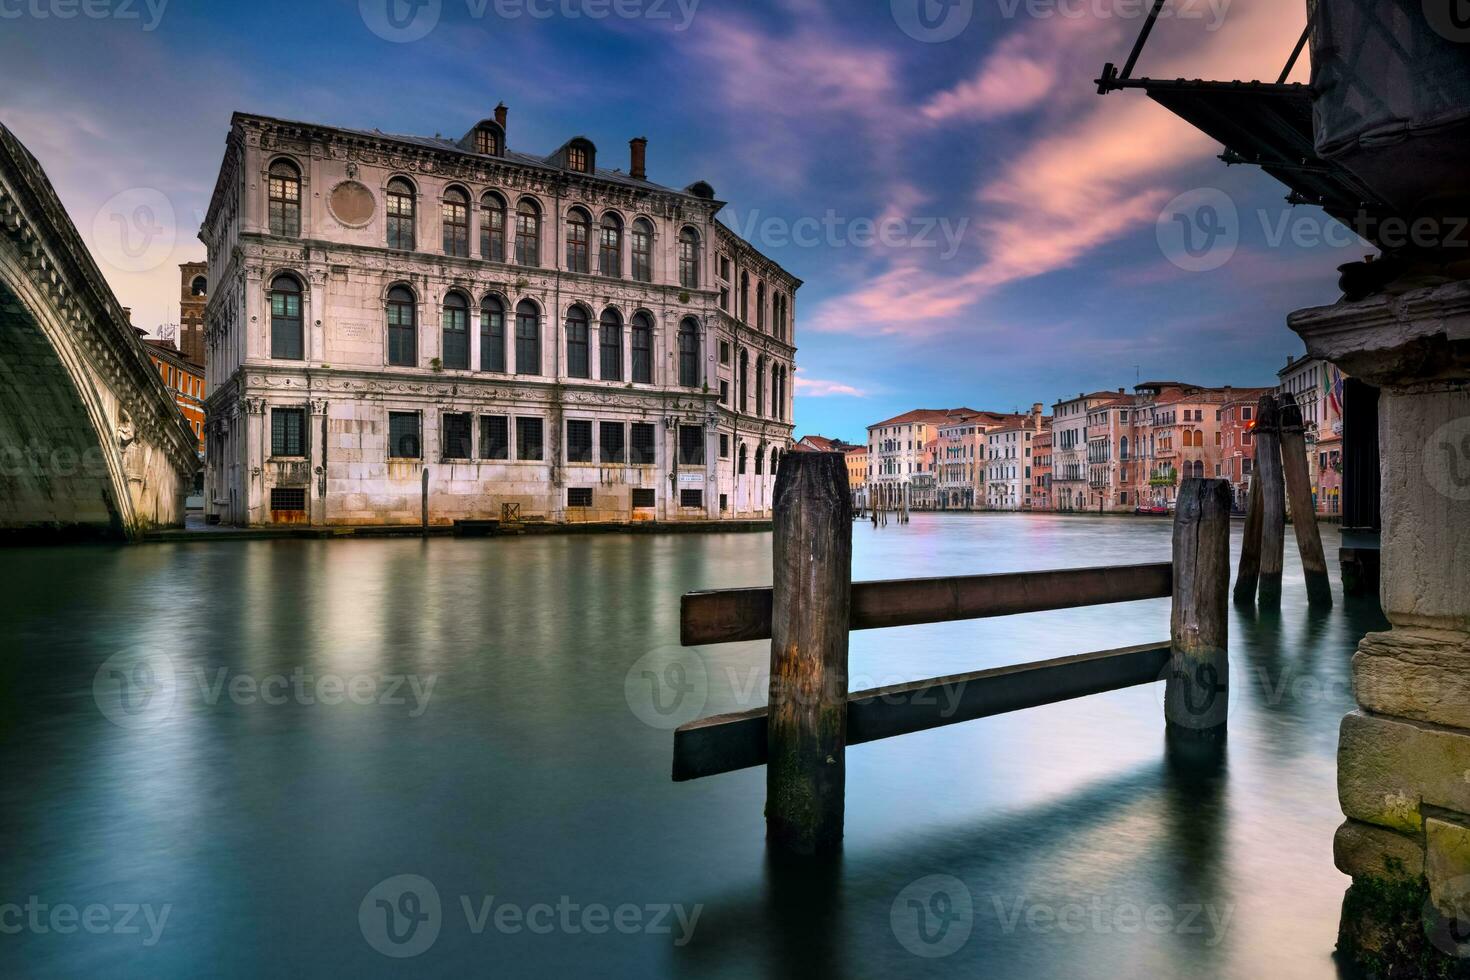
[0, 0, 1340, 442]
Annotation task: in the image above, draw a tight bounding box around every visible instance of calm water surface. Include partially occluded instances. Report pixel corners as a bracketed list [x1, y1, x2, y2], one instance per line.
[0, 515, 1386, 978]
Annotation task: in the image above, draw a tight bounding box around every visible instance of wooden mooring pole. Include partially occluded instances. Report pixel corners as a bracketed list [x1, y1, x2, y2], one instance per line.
[767, 452, 852, 855]
[1234, 472, 1263, 603]
[1253, 394, 1287, 606]
[1166, 478, 1231, 739]
[1278, 391, 1334, 607]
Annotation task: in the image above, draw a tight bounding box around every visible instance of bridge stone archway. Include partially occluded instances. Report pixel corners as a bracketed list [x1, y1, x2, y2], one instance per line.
[0, 123, 197, 538]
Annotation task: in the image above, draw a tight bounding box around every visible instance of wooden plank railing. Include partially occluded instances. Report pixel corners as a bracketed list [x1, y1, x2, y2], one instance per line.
[681, 563, 1173, 645]
[671, 452, 1232, 856]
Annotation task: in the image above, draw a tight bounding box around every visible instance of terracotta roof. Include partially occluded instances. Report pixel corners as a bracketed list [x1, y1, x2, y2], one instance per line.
[869, 407, 980, 429]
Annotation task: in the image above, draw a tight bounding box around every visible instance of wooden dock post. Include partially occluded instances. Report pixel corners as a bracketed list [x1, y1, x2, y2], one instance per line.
[767, 452, 852, 855]
[1165, 478, 1231, 740]
[1234, 472, 1263, 603]
[1253, 394, 1287, 606]
[1278, 391, 1334, 607]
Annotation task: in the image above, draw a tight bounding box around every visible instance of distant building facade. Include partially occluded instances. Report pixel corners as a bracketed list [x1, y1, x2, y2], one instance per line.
[178, 261, 208, 367]
[200, 108, 797, 526]
[866, 408, 976, 510]
[143, 338, 206, 456]
[1278, 354, 1347, 515]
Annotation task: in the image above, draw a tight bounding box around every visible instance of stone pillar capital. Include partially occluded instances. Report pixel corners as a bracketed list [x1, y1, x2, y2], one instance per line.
[1288, 279, 1470, 389]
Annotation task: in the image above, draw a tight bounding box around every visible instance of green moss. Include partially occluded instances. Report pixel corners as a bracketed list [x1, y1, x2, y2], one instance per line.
[1338, 865, 1470, 979]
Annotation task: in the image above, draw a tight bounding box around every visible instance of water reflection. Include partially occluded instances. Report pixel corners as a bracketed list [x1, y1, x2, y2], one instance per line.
[0, 515, 1384, 978]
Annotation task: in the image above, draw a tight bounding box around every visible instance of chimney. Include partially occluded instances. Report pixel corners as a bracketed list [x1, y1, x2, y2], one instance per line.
[630, 137, 648, 180]
[494, 102, 508, 129]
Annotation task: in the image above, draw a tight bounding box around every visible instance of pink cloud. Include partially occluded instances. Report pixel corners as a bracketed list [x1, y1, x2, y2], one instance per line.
[812, 0, 1311, 337]
[796, 376, 868, 398]
[921, 16, 1119, 123]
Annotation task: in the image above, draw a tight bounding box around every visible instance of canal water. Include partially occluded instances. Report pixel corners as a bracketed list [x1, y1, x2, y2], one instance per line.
[0, 515, 1384, 978]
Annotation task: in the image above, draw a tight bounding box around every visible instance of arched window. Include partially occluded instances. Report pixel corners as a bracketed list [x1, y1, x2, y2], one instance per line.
[738, 443, 747, 475]
[739, 349, 749, 412]
[566, 207, 591, 274]
[755, 445, 764, 476]
[756, 357, 766, 417]
[190, 276, 208, 297]
[600, 309, 622, 381]
[599, 213, 622, 278]
[480, 296, 505, 373]
[267, 160, 301, 238]
[516, 198, 541, 267]
[480, 192, 507, 262]
[442, 292, 469, 370]
[631, 218, 653, 282]
[515, 300, 541, 375]
[387, 178, 416, 250]
[631, 312, 653, 383]
[739, 272, 750, 322]
[387, 285, 416, 366]
[442, 187, 470, 257]
[269, 274, 303, 360]
[1192, 460, 1205, 479]
[678, 318, 700, 388]
[679, 227, 700, 289]
[771, 447, 779, 475]
[757, 282, 767, 330]
[566, 306, 590, 378]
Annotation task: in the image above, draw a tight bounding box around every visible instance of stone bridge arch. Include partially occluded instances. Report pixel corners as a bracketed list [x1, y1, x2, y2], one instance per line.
[0, 123, 197, 538]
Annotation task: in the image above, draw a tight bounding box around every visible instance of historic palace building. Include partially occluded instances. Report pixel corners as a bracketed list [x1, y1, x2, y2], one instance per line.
[199, 107, 798, 526]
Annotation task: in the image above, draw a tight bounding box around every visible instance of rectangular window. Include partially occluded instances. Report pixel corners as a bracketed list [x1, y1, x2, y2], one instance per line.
[631, 488, 656, 509]
[567, 420, 593, 463]
[719, 493, 728, 512]
[567, 145, 588, 172]
[680, 489, 704, 509]
[481, 305, 506, 373]
[600, 422, 625, 463]
[442, 200, 469, 257]
[388, 412, 422, 459]
[719, 341, 730, 364]
[479, 416, 509, 460]
[442, 413, 472, 460]
[516, 417, 543, 461]
[719, 434, 729, 458]
[270, 487, 307, 511]
[720, 380, 729, 405]
[631, 325, 652, 384]
[568, 487, 593, 508]
[271, 408, 306, 458]
[678, 425, 705, 466]
[630, 423, 656, 465]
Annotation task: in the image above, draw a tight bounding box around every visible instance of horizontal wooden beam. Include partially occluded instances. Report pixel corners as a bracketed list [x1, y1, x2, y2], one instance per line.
[673, 642, 1171, 781]
[681, 563, 1172, 646]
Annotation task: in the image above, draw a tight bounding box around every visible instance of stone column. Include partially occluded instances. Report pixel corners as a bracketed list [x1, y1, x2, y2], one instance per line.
[1290, 280, 1470, 966]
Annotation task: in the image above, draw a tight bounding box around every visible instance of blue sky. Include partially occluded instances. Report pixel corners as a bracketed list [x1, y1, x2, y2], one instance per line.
[0, 0, 1347, 443]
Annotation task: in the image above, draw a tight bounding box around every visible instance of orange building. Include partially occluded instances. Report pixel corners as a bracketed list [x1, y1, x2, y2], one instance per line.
[143, 338, 206, 456]
[1031, 425, 1053, 511]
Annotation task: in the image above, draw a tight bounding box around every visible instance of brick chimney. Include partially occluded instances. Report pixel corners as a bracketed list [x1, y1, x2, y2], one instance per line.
[630, 137, 648, 180]
[495, 102, 508, 129]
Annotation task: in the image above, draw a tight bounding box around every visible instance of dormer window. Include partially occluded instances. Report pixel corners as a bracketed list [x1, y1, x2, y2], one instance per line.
[567, 145, 589, 173]
[476, 129, 500, 155]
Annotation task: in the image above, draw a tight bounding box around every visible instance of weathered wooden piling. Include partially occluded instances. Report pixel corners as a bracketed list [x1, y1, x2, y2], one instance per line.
[1234, 472, 1263, 603]
[1278, 391, 1334, 607]
[1253, 394, 1287, 606]
[766, 452, 852, 855]
[1165, 478, 1231, 739]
